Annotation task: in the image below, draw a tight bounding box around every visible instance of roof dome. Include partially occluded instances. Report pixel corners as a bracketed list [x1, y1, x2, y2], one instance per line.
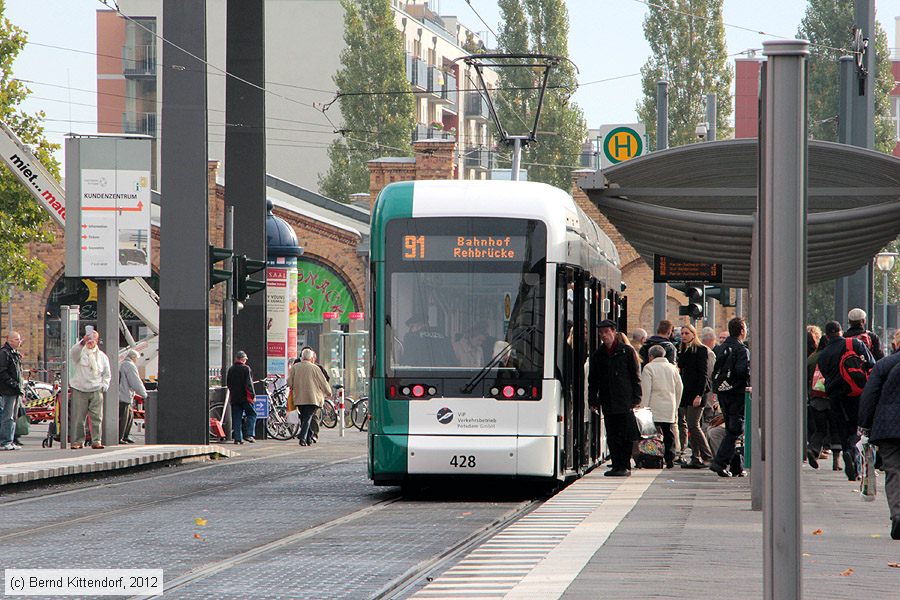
[266, 199, 303, 258]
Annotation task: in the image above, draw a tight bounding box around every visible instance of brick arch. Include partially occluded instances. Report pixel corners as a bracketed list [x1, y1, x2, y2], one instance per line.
[298, 252, 363, 312]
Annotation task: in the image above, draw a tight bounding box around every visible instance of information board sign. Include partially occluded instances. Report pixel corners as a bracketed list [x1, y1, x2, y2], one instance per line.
[253, 395, 270, 419]
[654, 254, 723, 283]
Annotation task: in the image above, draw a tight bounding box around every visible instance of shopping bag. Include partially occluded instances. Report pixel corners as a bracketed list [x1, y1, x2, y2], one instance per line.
[16, 413, 30, 437]
[633, 407, 656, 438]
[860, 438, 877, 502]
[286, 409, 301, 425]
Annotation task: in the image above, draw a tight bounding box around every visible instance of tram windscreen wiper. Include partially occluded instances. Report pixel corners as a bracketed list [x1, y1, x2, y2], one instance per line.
[461, 325, 535, 394]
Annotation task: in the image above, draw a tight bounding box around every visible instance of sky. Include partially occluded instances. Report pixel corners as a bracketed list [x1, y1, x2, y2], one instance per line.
[5, 0, 900, 169]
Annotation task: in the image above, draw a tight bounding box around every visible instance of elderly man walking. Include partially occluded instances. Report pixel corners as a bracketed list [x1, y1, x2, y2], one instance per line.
[70, 329, 111, 449]
[289, 347, 332, 446]
[118, 349, 147, 444]
[226, 351, 257, 445]
[0, 331, 24, 451]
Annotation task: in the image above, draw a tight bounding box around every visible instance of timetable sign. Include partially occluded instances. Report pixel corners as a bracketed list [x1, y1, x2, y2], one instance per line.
[654, 254, 722, 283]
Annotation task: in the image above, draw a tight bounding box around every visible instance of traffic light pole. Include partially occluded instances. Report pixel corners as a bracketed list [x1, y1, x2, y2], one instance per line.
[222, 206, 234, 386]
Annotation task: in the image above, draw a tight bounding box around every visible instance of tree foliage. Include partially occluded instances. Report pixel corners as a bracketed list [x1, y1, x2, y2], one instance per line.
[0, 7, 58, 297]
[798, 0, 896, 328]
[636, 0, 733, 148]
[493, 0, 586, 190]
[798, 0, 895, 153]
[319, 0, 415, 202]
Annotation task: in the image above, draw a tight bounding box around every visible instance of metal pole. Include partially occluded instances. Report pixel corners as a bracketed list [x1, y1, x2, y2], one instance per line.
[510, 137, 522, 181]
[834, 56, 854, 323]
[60, 306, 72, 449]
[705, 92, 717, 142]
[762, 39, 808, 600]
[653, 80, 669, 327]
[735, 289, 744, 319]
[98, 280, 120, 446]
[222, 206, 234, 440]
[884, 270, 889, 355]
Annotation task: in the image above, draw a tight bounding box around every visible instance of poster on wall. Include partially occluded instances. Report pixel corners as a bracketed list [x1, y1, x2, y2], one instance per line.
[297, 260, 357, 324]
[266, 257, 298, 380]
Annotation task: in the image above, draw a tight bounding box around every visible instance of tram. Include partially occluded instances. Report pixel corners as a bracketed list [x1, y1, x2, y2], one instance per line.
[368, 180, 624, 486]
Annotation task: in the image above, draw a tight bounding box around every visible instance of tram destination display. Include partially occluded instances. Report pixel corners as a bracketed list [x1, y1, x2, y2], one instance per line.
[653, 254, 722, 283]
[401, 234, 527, 261]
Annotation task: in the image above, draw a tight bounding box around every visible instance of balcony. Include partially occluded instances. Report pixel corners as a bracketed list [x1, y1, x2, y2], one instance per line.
[122, 111, 157, 137]
[439, 73, 457, 111]
[412, 124, 455, 143]
[464, 148, 494, 171]
[122, 44, 156, 77]
[465, 92, 490, 121]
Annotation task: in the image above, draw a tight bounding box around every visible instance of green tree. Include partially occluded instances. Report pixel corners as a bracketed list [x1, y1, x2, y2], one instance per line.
[799, 0, 895, 153]
[0, 5, 58, 297]
[319, 0, 415, 202]
[798, 1, 896, 327]
[493, 0, 586, 190]
[636, 0, 733, 148]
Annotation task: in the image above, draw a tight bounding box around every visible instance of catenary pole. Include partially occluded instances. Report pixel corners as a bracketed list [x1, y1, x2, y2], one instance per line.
[653, 80, 668, 327]
[762, 39, 809, 600]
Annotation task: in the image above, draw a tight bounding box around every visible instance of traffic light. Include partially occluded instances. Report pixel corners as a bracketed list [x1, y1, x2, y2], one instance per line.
[705, 286, 736, 307]
[234, 255, 267, 306]
[679, 284, 705, 320]
[208, 245, 233, 290]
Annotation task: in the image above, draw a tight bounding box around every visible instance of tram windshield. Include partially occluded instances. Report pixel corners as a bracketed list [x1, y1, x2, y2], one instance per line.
[384, 217, 546, 376]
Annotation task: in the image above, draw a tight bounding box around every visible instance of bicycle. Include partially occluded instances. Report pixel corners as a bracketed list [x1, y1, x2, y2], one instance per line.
[350, 396, 369, 432]
[320, 385, 353, 429]
[265, 382, 300, 440]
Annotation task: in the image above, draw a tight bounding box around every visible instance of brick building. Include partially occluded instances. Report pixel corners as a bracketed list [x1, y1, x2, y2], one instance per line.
[5, 161, 368, 376]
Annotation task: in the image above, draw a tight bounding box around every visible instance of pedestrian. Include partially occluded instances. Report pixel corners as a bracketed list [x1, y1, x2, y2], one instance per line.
[118, 349, 147, 444]
[639, 320, 677, 366]
[289, 347, 332, 446]
[226, 350, 257, 445]
[0, 331, 24, 451]
[678, 324, 713, 468]
[858, 346, 900, 539]
[69, 329, 111, 449]
[588, 319, 642, 477]
[629, 328, 648, 355]
[845, 307, 884, 361]
[640, 344, 683, 469]
[708, 317, 750, 478]
[816, 321, 875, 480]
[805, 326, 830, 469]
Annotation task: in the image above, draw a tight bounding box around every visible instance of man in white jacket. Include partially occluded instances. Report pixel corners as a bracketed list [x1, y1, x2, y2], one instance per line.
[69, 329, 111, 449]
[640, 345, 683, 468]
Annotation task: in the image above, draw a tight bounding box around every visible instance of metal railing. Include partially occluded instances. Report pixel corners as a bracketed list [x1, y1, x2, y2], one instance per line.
[122, 111, 157, 137]
[441, 73, 457, 110]
[412, 123, 455, 142]
[465, 92, 490, 120]
[464, 148, 494, 170]
[122, 44, 156, 77]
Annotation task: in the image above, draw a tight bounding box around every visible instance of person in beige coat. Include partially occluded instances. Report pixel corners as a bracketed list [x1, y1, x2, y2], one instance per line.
[288, 348, 332, 446]
[640, 345, 683, 468]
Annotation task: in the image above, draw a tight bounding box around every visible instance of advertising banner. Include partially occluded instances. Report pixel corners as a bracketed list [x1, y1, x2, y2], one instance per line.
[296, 260, 357, 324]
[266, 257, 298, 379]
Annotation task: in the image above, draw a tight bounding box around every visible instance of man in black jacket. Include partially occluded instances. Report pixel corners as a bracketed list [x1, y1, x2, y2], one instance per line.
[858, 349, 900, 538]
[0, 332, 24, 451]
[709, 318, 750, 478]
[817, 321, 875, 480]
[588, 320, 641, 477]
[639, 319, 677, 367]
[845, 307, 883, 362]
[226, 351, 257, 445]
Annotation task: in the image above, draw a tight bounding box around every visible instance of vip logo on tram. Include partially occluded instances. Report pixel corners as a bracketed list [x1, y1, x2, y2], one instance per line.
[436, 407, 454, 424]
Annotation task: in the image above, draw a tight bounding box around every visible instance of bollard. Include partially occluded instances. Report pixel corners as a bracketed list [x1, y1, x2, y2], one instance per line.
[338, 386, 345, 438]
[144, 390, 158, 444]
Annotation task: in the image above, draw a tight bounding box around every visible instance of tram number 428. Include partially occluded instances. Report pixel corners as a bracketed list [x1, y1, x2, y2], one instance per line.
[450, 455, 477, 468]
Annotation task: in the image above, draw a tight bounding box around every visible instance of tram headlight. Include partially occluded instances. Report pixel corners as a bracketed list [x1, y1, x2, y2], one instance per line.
[502, 385, 515, 399]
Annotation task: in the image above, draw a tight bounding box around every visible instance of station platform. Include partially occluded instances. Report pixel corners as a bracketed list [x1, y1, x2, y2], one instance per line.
[409, 462, 900, 600]
[0, 424, 235, 487]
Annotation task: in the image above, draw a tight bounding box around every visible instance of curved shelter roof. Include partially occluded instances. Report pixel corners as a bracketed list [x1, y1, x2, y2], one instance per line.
[577, 139, 900, 287]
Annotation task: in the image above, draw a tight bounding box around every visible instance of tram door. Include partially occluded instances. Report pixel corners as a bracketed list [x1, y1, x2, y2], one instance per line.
[558, 267, 576, 473]
[589, 281, 605, 463]
[573, 270, 588, 471]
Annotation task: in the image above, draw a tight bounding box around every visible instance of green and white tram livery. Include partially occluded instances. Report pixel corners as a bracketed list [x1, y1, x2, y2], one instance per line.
[369, 180, 623, 486]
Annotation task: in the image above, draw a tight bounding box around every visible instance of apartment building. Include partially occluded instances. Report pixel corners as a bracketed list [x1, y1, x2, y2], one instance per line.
[96, 0, 498, 196]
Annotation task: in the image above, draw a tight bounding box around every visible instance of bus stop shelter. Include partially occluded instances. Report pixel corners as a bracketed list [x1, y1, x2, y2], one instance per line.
[577, 138, 900, 288]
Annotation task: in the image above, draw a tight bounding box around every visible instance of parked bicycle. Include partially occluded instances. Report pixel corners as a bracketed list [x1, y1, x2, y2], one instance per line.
[265, 378, 300, 440]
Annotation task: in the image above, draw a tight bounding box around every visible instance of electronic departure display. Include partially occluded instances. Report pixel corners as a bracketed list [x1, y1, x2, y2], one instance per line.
[402, 234, 528, 261]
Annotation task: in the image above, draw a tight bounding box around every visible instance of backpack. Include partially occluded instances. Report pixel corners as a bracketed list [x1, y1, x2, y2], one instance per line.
[852, 331, 874, 352]
[711, 346, 737, 392]
[838, 338, 869, 398]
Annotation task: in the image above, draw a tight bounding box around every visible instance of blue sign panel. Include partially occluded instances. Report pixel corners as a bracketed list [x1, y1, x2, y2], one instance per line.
[254, 395, 270, 419]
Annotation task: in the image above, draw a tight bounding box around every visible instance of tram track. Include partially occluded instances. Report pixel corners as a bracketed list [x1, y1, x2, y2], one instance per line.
[0, 453, 366, 542]
[372, 495, 545, 600]
[0, 446, 352, 507]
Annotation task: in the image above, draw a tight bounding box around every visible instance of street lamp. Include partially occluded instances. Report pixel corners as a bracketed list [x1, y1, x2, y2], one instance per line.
[875, 252, 897, 354]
